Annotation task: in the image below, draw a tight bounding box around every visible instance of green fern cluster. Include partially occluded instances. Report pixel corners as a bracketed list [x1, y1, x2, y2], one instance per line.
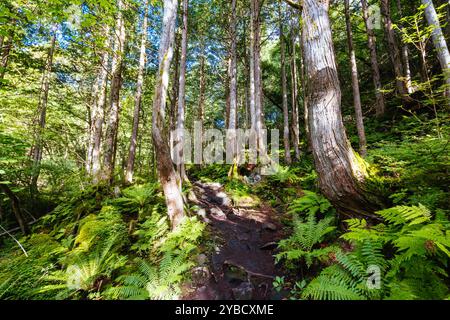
[302, 204, 450, 300]
[288, 190, 334, 216]
[276, 191, 337, 268]
[105, 254, 193, 300]
[302, 241, 386, 300]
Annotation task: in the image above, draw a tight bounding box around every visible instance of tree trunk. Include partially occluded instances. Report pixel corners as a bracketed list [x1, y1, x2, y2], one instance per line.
[249, 5, 257, 131]
[102, 0, 127, 183]
[345, 0, 367, 157]
[170, 30, 181, 157]
[396, 0, 413, 94]
[302, 0, 382, 217]
[290, 19, 301, 161]
[279, 3, 292, 164]
[125, 1, 149, 184]
[422, 0, 450, 103]
[175, 0, 189, 183]
[196, 43, 206, 166]
[152, 0, 185, 229]
[0, 183, 29, 235]
[361, 0, 386, 117]
[228, 0, 238, 163]
[87, 26, 111, 183]
[380, 0, 409, 102]
[251, 0, 266, 156]
[30, 27, 57, 194]
[0, 19, 15, 83]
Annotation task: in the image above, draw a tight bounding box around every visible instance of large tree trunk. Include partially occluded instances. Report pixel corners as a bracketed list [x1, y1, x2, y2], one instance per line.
[290, 17, 301, 161]
[87, 26, 111, 183]
[302, 0, 382, 217]
[361, 0, 386, 117]
[0, 182, 29, 235]
[279, 2, 291, 164]
[102, 0, 127, 183]
[396, 0, 413, 94]
[380, 0, 409, 103]
[175, 0, 189, 183]
[422, 0, 450, 104]
[152, 0, 185, 229]
[30, 27, 57, 194]
[125, 1, 149, 184]
[344, 0, 367, 157]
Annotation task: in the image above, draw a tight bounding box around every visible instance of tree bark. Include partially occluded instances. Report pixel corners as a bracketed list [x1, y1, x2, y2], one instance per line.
[102, 0, 127, 183]
[30, 26, 57, 194]
[251, 0, 266, 156]
[345, 0, 367, 157]
[361, 0, 386, 117]
[175, 0, 189, 183]
[0, 183, 29, 235]
[380, 0, 409, 102]
[302, 0, 382, 217]
[152, 0, 185, 229]
[0, 19, 15, 83]
[196, 43, 206, 166]
[125, 1, 149, 184]
[228, 0, 238, 163]
[396, 0, 413, 94]
[87, 26, 111, 183]
[290, 16, 301, 161]
[279, 2, 292, 164]
[422, 0, 450, 104]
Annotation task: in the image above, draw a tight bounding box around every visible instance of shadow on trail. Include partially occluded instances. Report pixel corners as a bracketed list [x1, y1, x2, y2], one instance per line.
[183, 181, 284, 300]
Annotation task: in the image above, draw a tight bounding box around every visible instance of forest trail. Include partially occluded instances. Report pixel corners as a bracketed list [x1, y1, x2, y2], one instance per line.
[182, 181, 284, 300]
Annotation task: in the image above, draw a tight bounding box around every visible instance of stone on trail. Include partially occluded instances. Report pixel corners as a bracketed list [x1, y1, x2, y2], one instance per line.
[232, 282, 254, 300]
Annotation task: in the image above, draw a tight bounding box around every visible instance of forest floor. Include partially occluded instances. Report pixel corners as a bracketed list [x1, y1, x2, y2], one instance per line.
[182, 181, 285, 300]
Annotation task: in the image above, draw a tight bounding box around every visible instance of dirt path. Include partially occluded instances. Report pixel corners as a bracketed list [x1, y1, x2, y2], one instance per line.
[182, 181, 284, 300]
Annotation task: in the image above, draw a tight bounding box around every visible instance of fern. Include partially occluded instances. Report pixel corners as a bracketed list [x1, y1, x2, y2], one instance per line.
[276, 215, 336, 268]
[107, 254, 193, 300]
[288, 190, 333, 217]
[377, 204, 431, 226]
[302, 241, 386, 300]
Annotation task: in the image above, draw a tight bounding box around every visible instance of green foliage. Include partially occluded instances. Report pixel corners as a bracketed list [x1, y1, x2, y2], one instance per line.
[288, 190, 334, 217]
[302, 241, 386, 300]
[110, 182, 164, 219]
[106, 254, 193, 300]
[0, 234, 66, 299]
[276, 191, 337, 268]
[303, 204, 450, 300]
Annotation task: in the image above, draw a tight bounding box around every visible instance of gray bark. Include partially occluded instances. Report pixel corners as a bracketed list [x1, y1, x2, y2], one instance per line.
[302, 0, 382, 217]
[87, 26, 111, 183]
[396, 0, 413, 94]
[175, 0, 189, 183]
[290, 17, 300, 161]
[126, 1, 149, 184]
[361, 0, 386, 116]
[152, 0, 185, 229]
[102, 0, 127, 182]
[345, 0, 367, 157]
[380, 0, 409, 102]
[279, 3, 291, 164]
[422, 0, 450, 103]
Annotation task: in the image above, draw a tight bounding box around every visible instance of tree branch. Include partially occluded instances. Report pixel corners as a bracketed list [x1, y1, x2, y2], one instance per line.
[282, 0, 302, 10]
